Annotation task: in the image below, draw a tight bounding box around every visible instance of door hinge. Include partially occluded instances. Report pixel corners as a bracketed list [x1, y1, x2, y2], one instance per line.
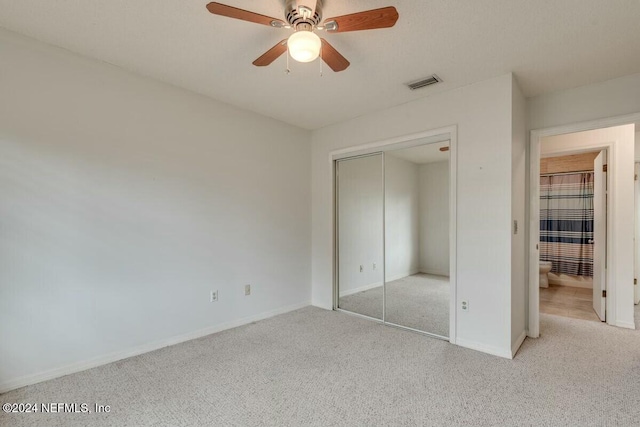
[635, 278, 638, 285]
[635, 174, 638, 181]
[602, 290, 607, 298]
[603, 164, 608, 172]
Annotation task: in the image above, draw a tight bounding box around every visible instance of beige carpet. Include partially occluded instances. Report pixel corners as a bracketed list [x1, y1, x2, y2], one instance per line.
[2, 305, 640, 427]
[339, 274, 449, 336]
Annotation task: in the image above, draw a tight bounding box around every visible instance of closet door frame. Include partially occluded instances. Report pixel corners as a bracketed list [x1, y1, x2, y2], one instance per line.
[331, 126, 458, 344]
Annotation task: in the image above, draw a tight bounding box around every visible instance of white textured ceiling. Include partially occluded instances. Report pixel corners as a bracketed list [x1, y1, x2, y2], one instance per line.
[1, 0, 640, 130]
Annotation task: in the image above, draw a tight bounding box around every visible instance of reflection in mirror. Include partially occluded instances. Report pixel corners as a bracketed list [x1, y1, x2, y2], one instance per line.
[337, 154, 384, 320]
[384, 140, 450, 336]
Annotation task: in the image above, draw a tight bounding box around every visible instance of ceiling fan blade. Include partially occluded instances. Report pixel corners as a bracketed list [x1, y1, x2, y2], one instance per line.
[253, 40, 288, 67]
[323, 6, 399, 32]
[321, 39, 350, 72]
[206, 2, 285, 27]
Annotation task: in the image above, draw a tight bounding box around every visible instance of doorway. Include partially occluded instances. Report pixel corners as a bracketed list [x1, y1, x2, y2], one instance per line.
[333, 129, 457, 341]
[529, 121, 636, 337]
[538, 150, 605, 323]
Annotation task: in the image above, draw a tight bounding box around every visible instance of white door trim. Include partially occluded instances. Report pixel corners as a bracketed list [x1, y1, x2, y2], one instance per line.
[528, 113, 640, 338]
[330, 125, 458, 344]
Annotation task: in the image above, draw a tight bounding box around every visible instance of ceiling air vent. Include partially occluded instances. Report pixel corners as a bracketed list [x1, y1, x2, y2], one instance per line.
[406, 74, 442, 91]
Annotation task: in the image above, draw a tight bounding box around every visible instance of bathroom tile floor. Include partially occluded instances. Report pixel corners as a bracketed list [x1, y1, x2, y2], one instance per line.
[539, 285, 602, 322]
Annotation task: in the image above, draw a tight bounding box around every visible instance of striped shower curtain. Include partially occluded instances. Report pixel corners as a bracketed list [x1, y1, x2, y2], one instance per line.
[540, 172, 594, 277]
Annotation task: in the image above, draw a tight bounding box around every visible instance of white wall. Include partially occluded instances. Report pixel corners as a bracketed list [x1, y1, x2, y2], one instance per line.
[635, 131, 640, 161]
[418, 161, 449, 276]
[384, 154, 420, 281]
[528, 73, 640, 131]
[312, 74, 517, 357]
[0, 29, 312, 391]
[541, 125, 636, 328]
[511, 78, 527, 351]
[337, 155, 384, 295]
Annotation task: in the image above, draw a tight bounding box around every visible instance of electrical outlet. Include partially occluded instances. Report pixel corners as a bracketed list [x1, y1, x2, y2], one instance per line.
[461, 300, 469, 311]
[245, 284, 251, 296]
[359, 265, 363, 273]
[210, 290, 218, 302]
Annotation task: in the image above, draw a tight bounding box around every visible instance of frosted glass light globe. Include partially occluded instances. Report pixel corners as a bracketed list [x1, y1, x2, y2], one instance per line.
[287, 30, 321, 63]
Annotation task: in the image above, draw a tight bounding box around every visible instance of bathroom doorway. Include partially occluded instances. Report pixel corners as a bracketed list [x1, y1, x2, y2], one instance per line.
[529, 121, 636, 337]
[538, 149, 604, 323]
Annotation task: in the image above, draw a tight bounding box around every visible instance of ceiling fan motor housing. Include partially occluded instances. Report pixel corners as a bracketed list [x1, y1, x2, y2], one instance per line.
[285, 0, 323, 29]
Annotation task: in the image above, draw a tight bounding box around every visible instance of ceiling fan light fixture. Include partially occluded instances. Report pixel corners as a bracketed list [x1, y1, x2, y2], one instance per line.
[287, 30, 321, 63]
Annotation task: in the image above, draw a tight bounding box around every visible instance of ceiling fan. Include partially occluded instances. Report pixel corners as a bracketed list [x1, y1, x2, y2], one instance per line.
[205, 0, 399, 72]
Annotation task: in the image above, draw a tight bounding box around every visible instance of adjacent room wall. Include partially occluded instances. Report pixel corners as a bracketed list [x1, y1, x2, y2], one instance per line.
[312, 73, 518, 358]
[0, 29, 312, 392]
[418, 161, 449, 276]
[384, 154, 420, 281]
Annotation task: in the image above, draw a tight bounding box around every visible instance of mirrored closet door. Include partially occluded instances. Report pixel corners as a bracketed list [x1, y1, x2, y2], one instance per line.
[335, 136, 451, 339]
[336, 154, 384, 320]
[384, 142, 450, 337]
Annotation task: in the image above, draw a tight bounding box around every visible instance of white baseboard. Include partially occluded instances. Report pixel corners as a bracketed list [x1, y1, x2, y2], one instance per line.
[511, 330, 527, 358]
[615, 320, 636, 330]
[339, 282, 382, 297]
[0, 301, 310, 394]
[455, 338, 512, 359]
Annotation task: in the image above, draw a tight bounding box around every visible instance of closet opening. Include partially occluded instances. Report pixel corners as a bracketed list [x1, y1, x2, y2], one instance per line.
[332, 128, 457, 341]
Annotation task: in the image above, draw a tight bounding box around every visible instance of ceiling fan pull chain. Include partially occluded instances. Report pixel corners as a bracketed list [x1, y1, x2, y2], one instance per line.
[319, 42, 323, 77]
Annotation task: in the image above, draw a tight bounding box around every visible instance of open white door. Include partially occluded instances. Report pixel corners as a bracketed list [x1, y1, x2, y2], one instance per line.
[635, 162, 640, 305]
[593, 151, 607, 321]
